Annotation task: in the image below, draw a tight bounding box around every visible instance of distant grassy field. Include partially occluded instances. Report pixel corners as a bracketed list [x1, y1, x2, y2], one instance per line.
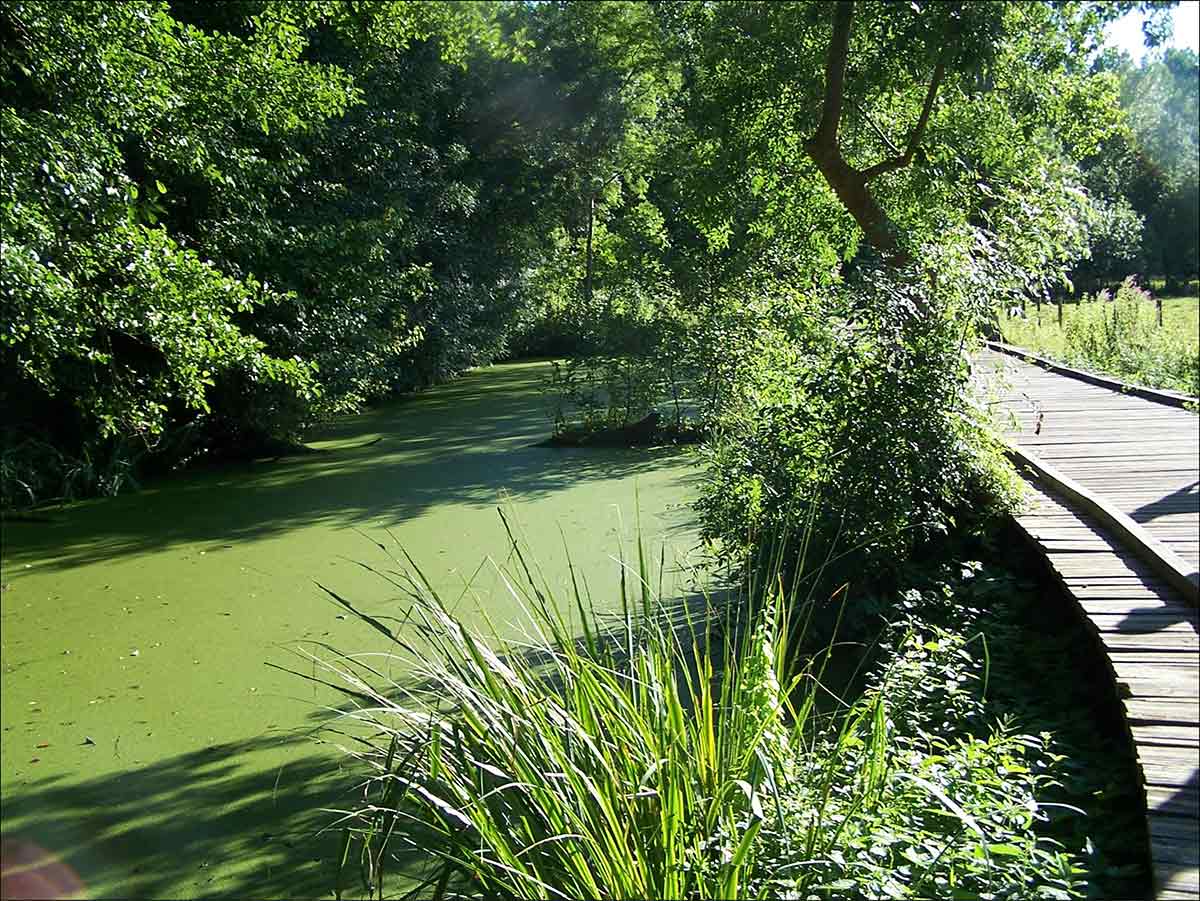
[999, 286, 1199, 397]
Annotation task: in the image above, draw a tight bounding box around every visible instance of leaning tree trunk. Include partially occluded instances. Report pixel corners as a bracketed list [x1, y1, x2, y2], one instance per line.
[805, 139, 903, 262]
[805, 0, 946, 270]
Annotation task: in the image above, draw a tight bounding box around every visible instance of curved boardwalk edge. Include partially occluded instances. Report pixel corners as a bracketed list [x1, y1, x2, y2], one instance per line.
[984, 340, 1200, 409]
[1007, 446, 1199, 604]
[1009, 476, 1199, 900]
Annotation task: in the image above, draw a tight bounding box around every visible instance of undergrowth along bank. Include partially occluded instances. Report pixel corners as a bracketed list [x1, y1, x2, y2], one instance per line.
[293, 513, 1140, 900]
[999, 280, 1200, 397]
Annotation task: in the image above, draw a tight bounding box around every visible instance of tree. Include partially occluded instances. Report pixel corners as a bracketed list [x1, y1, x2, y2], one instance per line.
[659, 1, 1171, 276]
[1121, 47, 1199, 287]
[1, 1, 353, 489]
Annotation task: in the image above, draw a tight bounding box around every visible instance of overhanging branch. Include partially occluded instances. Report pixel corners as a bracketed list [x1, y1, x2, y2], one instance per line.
[861, 53, 947, 182]
[851, 98, 902, 158]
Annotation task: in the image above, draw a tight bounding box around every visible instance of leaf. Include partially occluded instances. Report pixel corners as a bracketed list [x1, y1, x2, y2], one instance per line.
[824, 879, 857, 890]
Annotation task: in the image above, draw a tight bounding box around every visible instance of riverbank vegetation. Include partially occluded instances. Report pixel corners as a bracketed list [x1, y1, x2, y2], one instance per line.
[316, 523, 1146, 900]
[5, 1, 1196, 508]
[3, 0, 1187, 896]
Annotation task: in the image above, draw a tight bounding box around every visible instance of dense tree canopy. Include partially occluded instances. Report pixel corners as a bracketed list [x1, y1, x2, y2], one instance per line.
[1, 0, 1186, 506]
[1072, 44, 1199, 290]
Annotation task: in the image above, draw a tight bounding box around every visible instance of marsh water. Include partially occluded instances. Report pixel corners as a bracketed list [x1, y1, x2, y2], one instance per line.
[0, 361, 702, 898]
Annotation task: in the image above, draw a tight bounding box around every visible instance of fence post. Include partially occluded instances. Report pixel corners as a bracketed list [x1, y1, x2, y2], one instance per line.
[1156, 297, 1163, 328]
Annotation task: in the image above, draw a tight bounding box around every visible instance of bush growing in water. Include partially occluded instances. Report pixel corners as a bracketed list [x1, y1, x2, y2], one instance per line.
[539, 285, 766, 441]
[697, 262, 1020, 592]
[306, 526, 1086, 900]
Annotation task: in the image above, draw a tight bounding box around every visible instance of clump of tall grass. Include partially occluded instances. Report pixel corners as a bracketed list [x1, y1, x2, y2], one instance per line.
[301, 517, 1084, 900]
[1000, 279, 1199, 397]
[0, 429, 141, 509]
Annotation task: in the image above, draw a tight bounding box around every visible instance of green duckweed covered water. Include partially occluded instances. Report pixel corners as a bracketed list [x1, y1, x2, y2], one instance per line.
[0, 361, 702, 898]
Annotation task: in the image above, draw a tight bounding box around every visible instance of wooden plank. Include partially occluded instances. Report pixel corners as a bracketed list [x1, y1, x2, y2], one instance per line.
[1074, 597, 1196, 616]
[1151, 820, 1200, 883]
[1151, 813, 1200, 840]
[1120, 679, 1198, 699]
[1126, 698, 1200, 725]
[1133, 725, 1200, 748]
[1136, 745, 1200, 771]
[1091, 617, 1199, 634]
[1157, 865, 1200, 898]
[1103, 634, 1200, 652]
[1147, 784, 1200, 817]
[1068, 585, 1182, 603]
[1140, 759, 1200, 788]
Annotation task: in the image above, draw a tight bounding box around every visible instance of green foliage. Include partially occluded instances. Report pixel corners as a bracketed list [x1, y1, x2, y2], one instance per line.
[305, 526, 1094, 900]
[1001, 280, 1200, 396]
[540, 290, 762, 437]
[0, 0, 586, 503]
[696, 262, 1020, 588]
[1079, 47, 1199, 288]
[652, 1, 1127, 267]
[1, 0, 349, 498]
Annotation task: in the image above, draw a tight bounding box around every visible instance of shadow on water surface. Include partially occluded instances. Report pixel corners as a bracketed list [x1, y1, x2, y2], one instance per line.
[0, 727, 418, 899]
[3, 583, 736, 900]
[1, 363, 698, 574]
[0, 362, 705, 898]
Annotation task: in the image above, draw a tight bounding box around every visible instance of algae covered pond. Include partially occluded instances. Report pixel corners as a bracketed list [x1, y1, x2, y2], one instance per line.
[0, 361, 702, 898]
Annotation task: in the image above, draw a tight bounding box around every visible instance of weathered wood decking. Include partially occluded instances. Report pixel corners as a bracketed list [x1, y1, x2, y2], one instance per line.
[983, 348, 1199, 571]
[980, 349, 1199, 900]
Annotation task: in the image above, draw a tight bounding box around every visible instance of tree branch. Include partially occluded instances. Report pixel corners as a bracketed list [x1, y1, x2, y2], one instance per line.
[810, 1, 855, 148]
[861, 52, 947, 182]
[851, 98, 902, 157]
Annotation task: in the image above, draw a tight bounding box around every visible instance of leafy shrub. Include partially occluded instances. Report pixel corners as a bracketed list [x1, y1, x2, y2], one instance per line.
[539, 283, 769, 439]
[541, 307, 688, 436]
[697, 263, 1019, 590]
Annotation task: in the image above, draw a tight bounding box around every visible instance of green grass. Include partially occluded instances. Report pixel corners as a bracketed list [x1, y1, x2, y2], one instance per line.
[998, 281, 1199, 397]
[297, 516, 1098, 900]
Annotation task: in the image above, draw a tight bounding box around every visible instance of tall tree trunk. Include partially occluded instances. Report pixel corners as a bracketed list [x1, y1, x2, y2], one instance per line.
[584, 193, 595, 307]
[805, 140, 902, 261]
[806, 0, 946, 269]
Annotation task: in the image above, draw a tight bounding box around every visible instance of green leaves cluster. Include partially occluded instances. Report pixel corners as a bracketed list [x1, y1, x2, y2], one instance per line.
[1077, 46, 1199, 289]
[1, 0, 350, 494]
[0, 0, 615, 502]
[696, 260, 1021, 588]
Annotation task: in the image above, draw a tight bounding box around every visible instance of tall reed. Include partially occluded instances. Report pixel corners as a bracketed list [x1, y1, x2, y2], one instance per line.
[294, 514, 1082, 900]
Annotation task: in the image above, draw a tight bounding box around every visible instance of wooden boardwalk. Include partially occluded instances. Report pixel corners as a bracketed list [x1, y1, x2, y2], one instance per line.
[980, 349, 1199, 900]
[982, 349, 1199, 571]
